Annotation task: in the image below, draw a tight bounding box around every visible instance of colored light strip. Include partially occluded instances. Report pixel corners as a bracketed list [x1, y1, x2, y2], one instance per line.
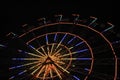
[54, 33, 57, 42]
[12, 58, 40, 61]
[29, 45, 45, 56]
[46, 34, 48, 45]
[75, 41, 84, 47]
[56, 60, 65, 65]
[31, 64, 43, 75]
[61, 58, 92, 60]
[29, 63, 42, 70]
[59, 15, 63, 21]
[55, 63, 70, 74]
[61, 49, 88, 57]
[52, 48, 62, 56]
[36, 65, 45, 77]
[18, 70, 27, 75]
[43, 18, 46, 24]
[10, 62, 41, 78]
[75, 16, 79, 21]
[73, 75, 80, 80]
[69, 41, 84, 51]
[89, 16, 97, 26]
[9, 61, 40, 70]
[47, 46, 50, 55]
[102, 22, 114, 32]
[56, 34, 67, 49]
[0, 44, 6, 47]
[50, 66, 53, 78]
[103, 26, 114, 32]
[9, 76, 15, 80]
[77, 58, 92, 60]
[18, 49, 42, 58]
[50, 43, 55, 55]
[52, 64, 62, 79]
[43, 65, 48, 80]
[84, 68, 89, 71]
[73, 49, 88, 54]
[41, 47, 47, 56]
[67, 36, 76, 44]
[112, 40, 120, 44]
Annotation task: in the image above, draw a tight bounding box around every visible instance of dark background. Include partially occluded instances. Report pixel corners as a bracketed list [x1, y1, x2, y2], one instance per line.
[1, 0, 119, 36]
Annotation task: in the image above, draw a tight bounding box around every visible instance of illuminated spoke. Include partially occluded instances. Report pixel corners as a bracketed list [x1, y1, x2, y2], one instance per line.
[41, 47, 47, 56]
[29, 45, 45, 56]
[50, 70, 53, 78]
[18, 70, 27, 75]
[43, 65, 49, 80]
[0, 44, 6, 47]
[27, 52, 43, 58]
[50, 43, 55, 55]
[61, 49, 88, 57]
[55, 63, 70, 74]
[73, 75, 80, 80]
[56, 60, 65, 65]
[102, 22, 114, 33]
[52, 48, 62, 56]
[29, 62, 42, 70]
[9, 61, 41, 70]
[12, 58, 41, 61]
[36, 65, 46, 77]
[9, 76, 15, 80]
[69, 41, 84, 49]
[46, 34, 49, 45]
[47, 46, 50, 55]
[61, 58, 92, 60]
[31, 64, 43, 75]
[67, 36, 76, 44]
[50, 66, 53, 78]
[54, 33, 57, 42]
[88, 16, 97, 26]
[18, 50, 42, 58]
[10, 62, 43, 80]
[52, 64, 62, 79]
[56, 34, 67, 49]
[46, 64, 51, 76]
[75, 41, 84, 47]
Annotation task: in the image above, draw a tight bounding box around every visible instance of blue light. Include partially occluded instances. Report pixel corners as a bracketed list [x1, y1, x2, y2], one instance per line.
[73, 75, 80, 80]
[67, 36, 76, 44]
[18, 49, 23, 52]
[9, 66, 16, 69]
[54, 33, 57, 42]
[18, 71, 26, 75]
[0, 44, 6, 47]
[16, 65, 23, 68]
[60, 34, 67, 43]
[75, 42, 84, 47]
[102, 24, 114, 33]
[77, 58, 91, 60]
[10, 65, 22, 69]
[29, 45, 35, 49]
[9, 76, 15, 79]
[89, 17, 97, 26]
[76, 49, 88, 53]
[46, 35, 48, 44]
[84, 68, 89, 71]
[12, 58, 24, 60]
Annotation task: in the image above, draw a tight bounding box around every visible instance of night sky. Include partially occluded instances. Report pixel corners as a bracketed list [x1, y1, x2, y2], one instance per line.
[1, 0, 118, 36]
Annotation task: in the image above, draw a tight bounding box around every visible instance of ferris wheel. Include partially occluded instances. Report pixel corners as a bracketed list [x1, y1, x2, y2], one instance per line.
[1, 14, 119, 80]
